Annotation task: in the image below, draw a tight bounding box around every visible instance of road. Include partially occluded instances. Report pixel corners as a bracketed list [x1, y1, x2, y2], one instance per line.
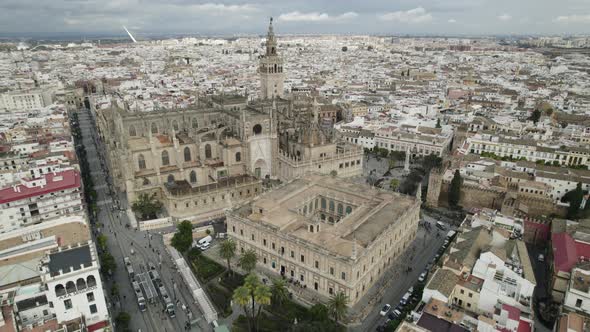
[353, 214, 448, 332]
[76, 108, 211, 332]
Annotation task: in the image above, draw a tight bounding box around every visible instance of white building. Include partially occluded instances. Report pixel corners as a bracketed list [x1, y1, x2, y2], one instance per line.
[41, 242, 110, 331]
[0, 90, 52, 112]
[563, 264, 590, 314]
[0, 169, 83, 233]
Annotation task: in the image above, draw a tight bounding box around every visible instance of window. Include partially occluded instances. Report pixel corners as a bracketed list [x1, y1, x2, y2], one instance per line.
[64, 299, 72, 310]
[192, 118, 198, 128]
[251, 234, 255, 241]
[468, 292, 473, 298]
[172, 120, 179, 131]
[167, 174, 174, 184]
[235, 152, 241, 162]
[129, 125, 136, 136]
[87, 292, 95, 302]
[341, 272, 346, 280]
[301, 255, 305, 263]
[315, 261, 319, 269]
[89, 304, 97, 314]
[290, 251, 294, 258]
[272, 243, 275, 250]
[161, 150, 170, 166]
[138, 154, 146, 169]
[329, 201, 335, 212]
[190, 171, 197, 183]
[151, 122, 158, 134]
[232, 226, 235, 232]
[300, 274, 304, 282]
[576, 299, 583, 308]
[330, 267, 334, 275]
[205, 144, 212, 159]
[263, 239, 267, 246]
[329, 287, 333, 295]
[240, 229, 244, 236]
[184, 147, 191, 162]
[460, 289, 464, 294]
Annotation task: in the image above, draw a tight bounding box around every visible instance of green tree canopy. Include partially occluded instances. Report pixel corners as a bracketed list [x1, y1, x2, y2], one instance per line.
[239, 249, 258, 273]
[449, 169, 462, 207]
[171, 220, 193, 253]
[219, 239, 237, 272]
[327, 292, 349, 323]
[233, 273, 271, 332]
[529, 109, 541, 124]
[131, 193, 163, 220]
[565, 182, 585, 219]
[309, 303, 329, 322]
[96, 234, 108, 251]
[422, 154, 443, 172]
[270, 278, 289, 307]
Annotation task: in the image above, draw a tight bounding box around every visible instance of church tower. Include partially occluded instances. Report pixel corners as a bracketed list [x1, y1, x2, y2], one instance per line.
[259, 17, 285, 99]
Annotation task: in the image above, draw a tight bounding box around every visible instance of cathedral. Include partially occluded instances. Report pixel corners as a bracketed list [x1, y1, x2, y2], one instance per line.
[94, 19, 363, 221]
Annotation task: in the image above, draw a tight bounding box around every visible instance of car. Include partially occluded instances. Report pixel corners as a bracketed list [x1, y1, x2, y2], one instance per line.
[387, 312, 396, 320]
[538, 254, 545, 262]
[380, 304, 391, 316]
[436, 221, 446, 230]
[418, 272, 427, 282]
[400, 292, 411, 305]
[200, 242, 211, 250]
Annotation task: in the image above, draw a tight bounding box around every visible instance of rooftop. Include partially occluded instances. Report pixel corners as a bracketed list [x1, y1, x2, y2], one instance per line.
[231, 173, 419, 259]
[0, 169, 80, 204]
[47, 244, 92, 276]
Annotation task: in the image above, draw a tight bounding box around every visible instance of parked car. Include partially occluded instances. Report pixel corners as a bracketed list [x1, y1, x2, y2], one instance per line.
[400, 292, 411, 305]
[418, 272, 427, 282]
[436, 221, 446, 230]
[538, 254, 545, 262]
[379, 304, 391, 316]
[200, 242, 211, 250]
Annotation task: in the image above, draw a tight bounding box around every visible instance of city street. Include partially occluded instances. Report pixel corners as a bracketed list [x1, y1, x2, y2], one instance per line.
[76, 108, 211, 332]
[352, 214, 448, 332]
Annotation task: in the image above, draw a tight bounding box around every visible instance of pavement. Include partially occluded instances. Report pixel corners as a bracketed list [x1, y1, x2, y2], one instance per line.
[76, 108, 212, 332]
[351, 213, 448, 332]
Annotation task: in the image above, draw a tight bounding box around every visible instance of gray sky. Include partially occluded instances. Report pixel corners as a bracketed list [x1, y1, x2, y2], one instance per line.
[0, 0, 589, 36]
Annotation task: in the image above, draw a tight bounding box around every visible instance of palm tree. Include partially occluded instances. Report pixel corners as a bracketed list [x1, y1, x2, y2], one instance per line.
[233, 286, 252, 332]
[254, 283, 272, 330]
[327, 291, 349, 324]
[219, 239, 237, 273]
[270, 278, 289, 306]
[239, 249, 258, 273]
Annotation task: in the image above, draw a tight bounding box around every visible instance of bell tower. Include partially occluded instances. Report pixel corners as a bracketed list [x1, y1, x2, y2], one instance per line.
[259, 17, 285, 99]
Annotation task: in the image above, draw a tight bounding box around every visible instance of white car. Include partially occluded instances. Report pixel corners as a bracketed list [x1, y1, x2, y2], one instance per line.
[418, 272, 427, 282]
[380, 304, 391, 316]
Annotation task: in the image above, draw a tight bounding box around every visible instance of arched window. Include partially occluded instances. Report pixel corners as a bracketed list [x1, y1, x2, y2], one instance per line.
[253, 124, 262, 135]
[161, 151, 170, 166]
[328, 217, 334, 223]
[55, 284, 65, 296]
[86, 275, 97, 287]
[274, 64, 278, 73]
[184, 147, 191, 162]
[76, 278, 87, 290]
[321, 214, 326, 221]
[321, 198, 326, 209]
[167, 174, 175, 183]
[337, 203, 343, 215]
[346, 206, 352, 215]
[192, 118, 198, 129]
[172, 120, 179, 132]
[129, 125, 136, 136]
[205, 144, 212, 159]
[66, 281, 76, 294]
[151, 122, 158, 134]
[190, 171, 197, 183]
[329, 201, 335, 212]
[235, 152, 241, 162]
[138, 154, 146, 170]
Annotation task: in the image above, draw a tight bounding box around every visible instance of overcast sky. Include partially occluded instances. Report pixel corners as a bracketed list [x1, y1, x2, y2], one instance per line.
[0, 0, 589, 36]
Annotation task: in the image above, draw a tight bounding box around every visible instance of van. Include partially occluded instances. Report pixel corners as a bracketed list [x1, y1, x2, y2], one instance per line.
[198, 235, 213, 247]
[436, 222, 446, 230]
[400, 291, 411, 305]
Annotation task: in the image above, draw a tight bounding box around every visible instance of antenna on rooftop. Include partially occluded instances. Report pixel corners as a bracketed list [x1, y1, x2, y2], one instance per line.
[123, 26, 137, 43]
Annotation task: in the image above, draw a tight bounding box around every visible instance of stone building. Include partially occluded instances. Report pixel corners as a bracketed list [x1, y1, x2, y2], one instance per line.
[94, 18, 361, 221]
[226, 174, 420, 305]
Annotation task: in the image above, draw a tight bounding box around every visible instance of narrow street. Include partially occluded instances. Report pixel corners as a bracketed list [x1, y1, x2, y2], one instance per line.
[76, 108, 211, 332]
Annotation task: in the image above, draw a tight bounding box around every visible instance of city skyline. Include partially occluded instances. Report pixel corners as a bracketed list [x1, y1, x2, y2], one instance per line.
[0, 0, 589, 37]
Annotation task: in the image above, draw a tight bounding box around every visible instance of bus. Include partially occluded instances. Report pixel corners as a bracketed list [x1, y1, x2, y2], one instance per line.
[157, 285, 176, 318]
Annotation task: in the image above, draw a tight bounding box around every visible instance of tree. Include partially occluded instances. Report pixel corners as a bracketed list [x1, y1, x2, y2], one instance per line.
[566, 182, 584, 219]
[448, 169, 462, 207]
[341, 46, 348, 52]
[233, 273, 271, 332]
[115, 312, 131, 330]
[99, 252, 116, 275]
[330, 170, 338, 177]
[529, 109, 541, 124]
[239, 249, 258, 273]
[435, 118, 441, 128]
[171, 220, 193, 253]
[390, 179, 400, 191]
[131, 193, 163, 220]
[309, 303, 329, 322]
[219, 239, 237, 273]
[422, 154, 442, 172]
[111, 284, 119, 299]
[270, 278, 289, 306]
[96, 234, 108, 251]
[327, 291, 349, 323]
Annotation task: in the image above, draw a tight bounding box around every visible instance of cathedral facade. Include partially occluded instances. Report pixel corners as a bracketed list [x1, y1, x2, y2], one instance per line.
[94, 19, 362, 221]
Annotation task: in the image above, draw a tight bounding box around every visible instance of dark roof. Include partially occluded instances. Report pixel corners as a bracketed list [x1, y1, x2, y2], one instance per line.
[16, 294, 48, 311]
[417, 313, 469, 332]
[48, 245, 92, 276]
